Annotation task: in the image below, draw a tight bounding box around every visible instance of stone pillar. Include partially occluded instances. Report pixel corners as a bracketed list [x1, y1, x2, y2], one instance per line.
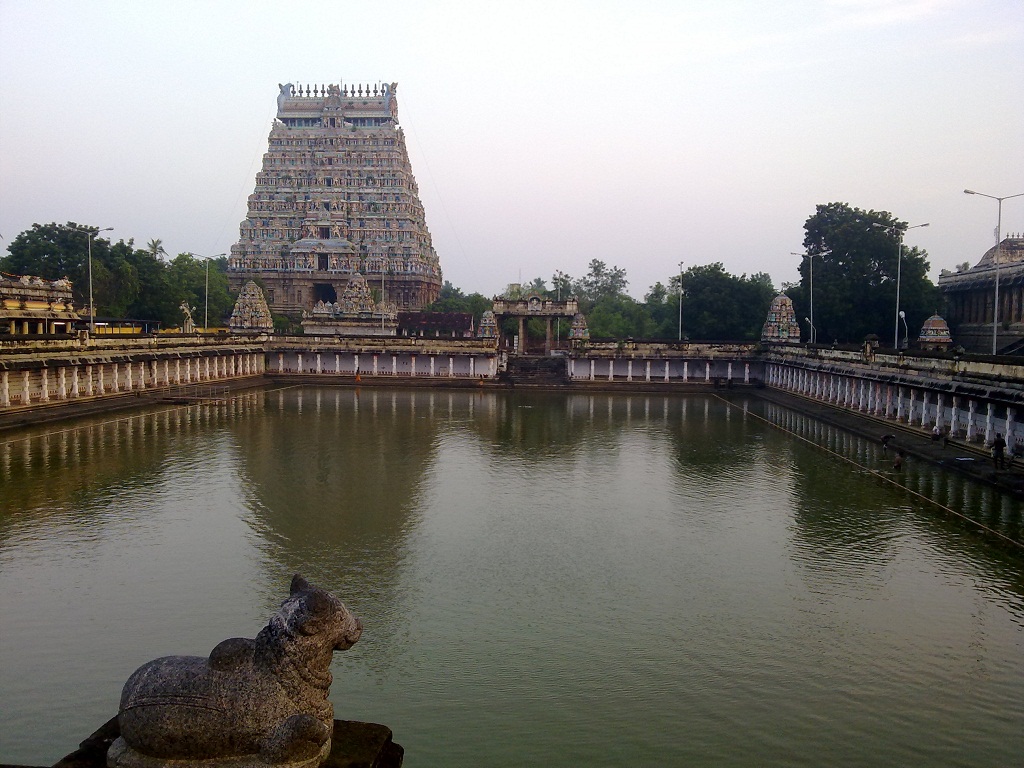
[921, 391, 930, 427]
[744, 363, 750, 384]
[1, 370, 9, 407]
[936, 394, 944, 429]
[429, 356, 435, 377]
[608, 360, 614, 381]
[22, 370, 31, 404]
[278, 353, 285, 373]
[411, 355, 417, 376]
[896, 386, 904, 421]
[297, 353, 303, 373]
[373, 355, 379, 376]
[545, 318, 552, 356]
[908, 388, 916, 424]
[985, 402, 994, 445]
[966, 399, 977, 441]
[950, 397, 959, 436]
[335, 353, 341, 374]
[727, 362, 733, 382]
[86, 364, 95, 395]
[590, 359, 595, 381]
[644, 360, 650, 382]
[392, 355, 398, 375]
[627, 360, 633, 382]
[71, 367, 80, 398]
[40, 369, 49, 402]
[112, 363, 121, 392]
[1007, 407, 1017, 446]
[125, 363, 133, 392]
[449, 357, 454, 377]
[518, 317, 526, 354]
[683, 361, 689, 382]
[316, 353, 322, 374]
[58, 367, 67, 399]
[705, 362, 710, 382]
[204, 357, 211, 381]
[664, 361, 670, 382]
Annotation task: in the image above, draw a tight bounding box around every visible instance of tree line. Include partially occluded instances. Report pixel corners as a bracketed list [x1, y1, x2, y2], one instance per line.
[1, 222, 234, 328]
[3, 203, 944, 344]
[428, 202, 943, 345]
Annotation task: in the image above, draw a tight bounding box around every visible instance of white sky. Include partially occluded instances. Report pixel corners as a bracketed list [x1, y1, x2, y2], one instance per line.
[1, 0, 1022, 299]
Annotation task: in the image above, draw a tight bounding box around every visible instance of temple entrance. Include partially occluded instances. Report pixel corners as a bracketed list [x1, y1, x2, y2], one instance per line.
[491, 293, 580, 356]
[313, 284, 338, 303]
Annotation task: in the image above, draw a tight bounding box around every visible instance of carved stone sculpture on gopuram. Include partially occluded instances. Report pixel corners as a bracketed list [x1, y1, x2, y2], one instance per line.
[107, 575, 363, 768]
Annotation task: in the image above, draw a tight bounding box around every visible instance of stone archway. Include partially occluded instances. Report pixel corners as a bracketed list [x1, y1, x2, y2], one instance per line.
[491, 294, 580, 355]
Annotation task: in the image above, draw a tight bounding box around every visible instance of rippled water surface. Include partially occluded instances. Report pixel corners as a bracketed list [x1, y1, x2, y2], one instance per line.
[1, 388, 1022, 767]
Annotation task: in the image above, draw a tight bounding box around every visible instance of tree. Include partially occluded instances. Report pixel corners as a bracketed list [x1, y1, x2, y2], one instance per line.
[673, 263, 775, 340]
[146, 239, 167, 260]
[797, 202, 940, 345]
[574, 259, 628, 304]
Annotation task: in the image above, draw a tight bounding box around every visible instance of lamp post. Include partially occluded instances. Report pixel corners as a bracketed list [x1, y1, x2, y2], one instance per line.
[875, 222, 929, 350]
[678, 261, 684, 341]
[555, 270, 565, 346]
[791, 252, 815, 344]
[204, 254, 225, 330]
[964, 189, 1024, 355]
[72, 226, 113, 334]
[898, 310, 908, 350]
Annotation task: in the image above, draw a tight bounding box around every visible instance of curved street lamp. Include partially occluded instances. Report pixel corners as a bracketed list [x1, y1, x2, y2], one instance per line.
[898, 310, 908, 350]
[71, 226, 113, 334]
[964, 189, 1024, 355]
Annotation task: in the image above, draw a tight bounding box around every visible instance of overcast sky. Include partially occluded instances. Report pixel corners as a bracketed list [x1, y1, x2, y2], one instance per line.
[1, 0, 1022, 299]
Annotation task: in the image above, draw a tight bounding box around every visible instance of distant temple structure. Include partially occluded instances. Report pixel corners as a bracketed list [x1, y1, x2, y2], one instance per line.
[917, 313, 953, 352]
[760, 293, 801, 344]
[229, 280, 274, 333]
[1, 273, 80, 335]
[228, 82, 442, 319]
[301, 273, 397, 336]
[938, 235, 1024, 353]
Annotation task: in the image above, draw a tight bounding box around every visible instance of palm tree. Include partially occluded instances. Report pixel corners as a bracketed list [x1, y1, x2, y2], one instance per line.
[147, 238, 167, 260]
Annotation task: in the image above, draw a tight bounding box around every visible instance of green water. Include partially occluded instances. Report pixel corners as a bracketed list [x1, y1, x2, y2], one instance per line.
[1, 388, 1022, 767]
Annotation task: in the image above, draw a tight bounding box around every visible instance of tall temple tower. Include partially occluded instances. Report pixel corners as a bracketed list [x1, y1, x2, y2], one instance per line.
[228, 81, 443, 316]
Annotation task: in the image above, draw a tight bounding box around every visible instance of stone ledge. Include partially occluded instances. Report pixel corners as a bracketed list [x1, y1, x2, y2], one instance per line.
[2, 717, 402, 768]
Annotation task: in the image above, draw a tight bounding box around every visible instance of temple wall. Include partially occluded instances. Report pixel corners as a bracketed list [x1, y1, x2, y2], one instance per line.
[0, 336, 269, 410]
[762, 345, 1024, 447]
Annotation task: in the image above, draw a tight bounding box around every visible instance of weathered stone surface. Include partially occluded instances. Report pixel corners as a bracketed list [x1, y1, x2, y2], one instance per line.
[107, 575, 363, 768]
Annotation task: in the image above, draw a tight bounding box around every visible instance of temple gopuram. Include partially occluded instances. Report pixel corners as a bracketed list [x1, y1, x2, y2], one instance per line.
[938, 235, 1024, 353]
[228, 81, 442, 319]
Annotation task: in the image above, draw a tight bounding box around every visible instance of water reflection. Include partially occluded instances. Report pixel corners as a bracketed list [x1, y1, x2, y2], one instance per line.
[1, 388, 1023, 767]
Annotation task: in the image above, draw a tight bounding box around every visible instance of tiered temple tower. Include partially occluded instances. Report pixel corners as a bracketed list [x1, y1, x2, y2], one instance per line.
[228, 81, 442, 317]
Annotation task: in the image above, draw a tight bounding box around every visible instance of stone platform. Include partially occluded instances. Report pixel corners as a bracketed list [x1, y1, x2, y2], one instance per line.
[2, 717, 403, 768]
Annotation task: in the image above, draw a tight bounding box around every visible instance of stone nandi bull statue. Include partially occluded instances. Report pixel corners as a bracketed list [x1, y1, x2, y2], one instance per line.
[108, 575, 362, 768]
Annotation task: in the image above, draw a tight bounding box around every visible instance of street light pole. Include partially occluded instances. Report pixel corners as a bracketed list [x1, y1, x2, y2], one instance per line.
[964, 189, 1024, 355]
[72, 226, 112, 334]
[791, 252, 815, 344]
[874, 222, 928, 349]
[204, 254, 225, 331]
[678, 261, 684, 341]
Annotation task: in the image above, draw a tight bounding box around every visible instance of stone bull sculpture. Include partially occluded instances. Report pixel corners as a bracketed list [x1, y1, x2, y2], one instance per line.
[108, 575, 363, 768]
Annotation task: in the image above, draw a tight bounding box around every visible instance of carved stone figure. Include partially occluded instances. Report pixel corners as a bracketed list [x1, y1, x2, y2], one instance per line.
[179, 302, 196, 334]
[108, 575, 363, 768]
